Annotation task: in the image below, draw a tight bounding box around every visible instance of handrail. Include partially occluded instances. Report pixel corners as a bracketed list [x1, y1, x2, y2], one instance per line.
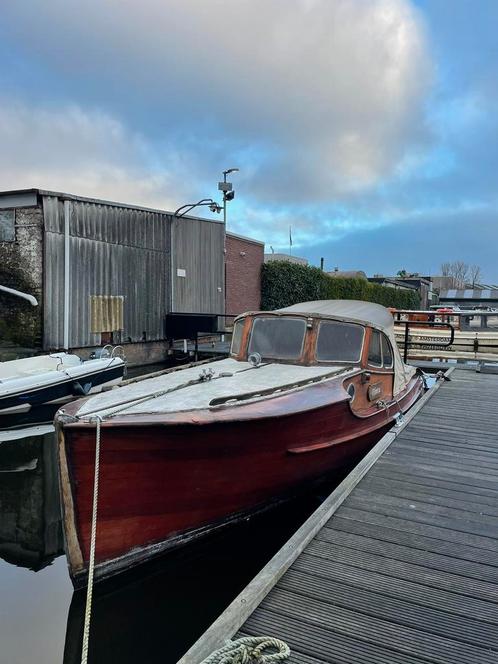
[397, 320, 455, 362]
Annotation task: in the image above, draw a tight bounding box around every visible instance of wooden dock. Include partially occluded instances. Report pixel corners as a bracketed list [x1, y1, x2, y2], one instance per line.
[180, 369, 498, 664]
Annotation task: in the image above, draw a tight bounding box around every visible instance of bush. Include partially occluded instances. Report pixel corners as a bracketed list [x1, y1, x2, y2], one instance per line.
[261, 261, 420, 310]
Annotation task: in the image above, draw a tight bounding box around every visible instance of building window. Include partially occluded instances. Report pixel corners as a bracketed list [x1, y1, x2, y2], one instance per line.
[0, 210, 15, 242]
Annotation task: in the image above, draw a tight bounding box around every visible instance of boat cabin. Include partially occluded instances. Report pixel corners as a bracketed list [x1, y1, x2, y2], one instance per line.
[231, 312, 394, 370]
[230, 300, 413, 401]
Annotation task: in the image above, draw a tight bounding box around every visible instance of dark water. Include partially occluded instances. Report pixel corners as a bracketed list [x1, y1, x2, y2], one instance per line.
[0, 430, 354, 664]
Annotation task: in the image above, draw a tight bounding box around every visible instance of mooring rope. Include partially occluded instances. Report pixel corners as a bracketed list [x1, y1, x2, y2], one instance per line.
[80, 415, 103, 664]
[200, 636, 290, 664]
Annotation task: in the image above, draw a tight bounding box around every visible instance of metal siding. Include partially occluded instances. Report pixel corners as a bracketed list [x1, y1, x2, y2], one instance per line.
[43, 196, 170, 349]
[170, 216, 225, 315]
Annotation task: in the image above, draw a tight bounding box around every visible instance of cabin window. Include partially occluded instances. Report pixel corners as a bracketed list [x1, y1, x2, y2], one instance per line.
[381, 334, 393, 368]
[316, 321, 364, 363]
[248, 316, 306, 360]
[368, 330, 383, 367]
[231, 318, 245, 355]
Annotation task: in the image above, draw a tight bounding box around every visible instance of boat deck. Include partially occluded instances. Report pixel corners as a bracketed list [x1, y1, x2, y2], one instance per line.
[181, 369, 498, 664]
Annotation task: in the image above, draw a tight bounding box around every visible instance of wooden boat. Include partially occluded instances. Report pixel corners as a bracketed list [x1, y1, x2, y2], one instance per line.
[56, 300, 424, 585]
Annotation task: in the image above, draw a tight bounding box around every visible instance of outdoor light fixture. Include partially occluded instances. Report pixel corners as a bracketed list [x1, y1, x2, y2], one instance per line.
[219, 167, 240, 231]
[174, 198, 223, 218]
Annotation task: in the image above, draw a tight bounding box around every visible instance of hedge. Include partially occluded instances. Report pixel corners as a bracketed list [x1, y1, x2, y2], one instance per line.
[261, 261, 420, 310]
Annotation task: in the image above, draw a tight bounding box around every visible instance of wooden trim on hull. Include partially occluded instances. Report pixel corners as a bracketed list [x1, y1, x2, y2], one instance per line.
[58, 374, 423, 584]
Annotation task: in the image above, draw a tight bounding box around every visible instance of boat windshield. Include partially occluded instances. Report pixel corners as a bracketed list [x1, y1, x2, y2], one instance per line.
[248, 316, 306, 360]
[316, 320, 364, 363]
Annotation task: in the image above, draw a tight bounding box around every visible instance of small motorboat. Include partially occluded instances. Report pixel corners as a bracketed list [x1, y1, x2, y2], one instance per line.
[0, 351, 126, 424]
[56, 300, 424, 585]
[0, 284, 125, 426]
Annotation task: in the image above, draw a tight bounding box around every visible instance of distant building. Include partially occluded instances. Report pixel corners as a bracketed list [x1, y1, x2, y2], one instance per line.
[438, 288, 498, 309]
[368, 275, 436, 309]
[225, 232, 264, 316]
[264, 253, 308, 266]
[328, 270, 367, 279]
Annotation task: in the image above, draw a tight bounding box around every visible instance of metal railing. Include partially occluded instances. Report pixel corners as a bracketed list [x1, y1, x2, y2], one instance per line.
[397, 320, 455, 363]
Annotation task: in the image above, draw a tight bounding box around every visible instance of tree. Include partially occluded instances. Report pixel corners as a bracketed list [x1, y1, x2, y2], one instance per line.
[469, 264, 481, 286]
[397, 269, 408, 278]
[440, 262, 451, 276]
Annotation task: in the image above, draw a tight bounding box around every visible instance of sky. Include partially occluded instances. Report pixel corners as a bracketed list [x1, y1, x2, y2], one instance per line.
[0, 0, 497, 281]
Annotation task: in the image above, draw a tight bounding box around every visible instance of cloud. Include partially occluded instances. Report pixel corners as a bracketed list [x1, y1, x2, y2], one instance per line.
[0, 100, 185, 208]
[1, 0, 432, 202]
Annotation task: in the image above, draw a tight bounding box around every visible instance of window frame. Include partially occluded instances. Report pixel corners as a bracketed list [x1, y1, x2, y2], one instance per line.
[0, 209, 15, 243]
[230, 317, 246, 357]
[315, 319, 365, 365]
[368, 328, 395, 370]
[381, 333, 394, 369]
[247, 315, 307, 361]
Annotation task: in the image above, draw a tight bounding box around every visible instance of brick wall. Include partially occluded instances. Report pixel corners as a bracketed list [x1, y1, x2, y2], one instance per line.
[225, 233, 264, 317]
[0, 205, 44, 351]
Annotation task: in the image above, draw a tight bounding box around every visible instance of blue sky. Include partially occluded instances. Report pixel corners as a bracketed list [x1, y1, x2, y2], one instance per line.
[1, 0, 497, 280]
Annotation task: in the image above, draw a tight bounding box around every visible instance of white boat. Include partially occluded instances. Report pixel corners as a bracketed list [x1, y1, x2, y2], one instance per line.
[0, 351, 125, 419]
[0, 285, 125, 425]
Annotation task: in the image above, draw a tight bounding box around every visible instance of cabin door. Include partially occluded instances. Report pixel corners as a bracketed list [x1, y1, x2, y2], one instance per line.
[346, 329, 395, 418]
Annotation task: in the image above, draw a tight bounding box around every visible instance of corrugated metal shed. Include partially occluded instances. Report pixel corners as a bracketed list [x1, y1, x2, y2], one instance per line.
[170, 215, 225, 315]
[43, 194, 171, 349]
[36, 190, 225, 350]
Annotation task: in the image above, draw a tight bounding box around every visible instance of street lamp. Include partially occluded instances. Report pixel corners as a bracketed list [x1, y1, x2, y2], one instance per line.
[218, 167, 239, 231]
[174, 198, 223, 218]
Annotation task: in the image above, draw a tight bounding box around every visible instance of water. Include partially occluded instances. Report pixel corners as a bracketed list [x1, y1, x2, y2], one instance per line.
[0, 430, 353, 664]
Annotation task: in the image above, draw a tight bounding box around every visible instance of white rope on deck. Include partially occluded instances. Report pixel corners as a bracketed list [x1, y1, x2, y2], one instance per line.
[200, 636, 290, 664]
[80, 415, 103, 664]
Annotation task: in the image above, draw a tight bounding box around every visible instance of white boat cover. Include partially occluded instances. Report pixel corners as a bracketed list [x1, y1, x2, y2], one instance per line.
[75, 358, 350, 418]
[277, 300, 416, 396]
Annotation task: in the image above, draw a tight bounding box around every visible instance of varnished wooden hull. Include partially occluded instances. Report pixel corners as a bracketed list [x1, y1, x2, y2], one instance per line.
[58, 374, 423, 584]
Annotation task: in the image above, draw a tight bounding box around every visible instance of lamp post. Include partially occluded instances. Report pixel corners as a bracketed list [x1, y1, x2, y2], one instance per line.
[219, 168, 239, 232]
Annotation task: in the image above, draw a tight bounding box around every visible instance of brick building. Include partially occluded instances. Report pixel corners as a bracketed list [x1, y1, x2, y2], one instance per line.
[225, 232, 264, 316]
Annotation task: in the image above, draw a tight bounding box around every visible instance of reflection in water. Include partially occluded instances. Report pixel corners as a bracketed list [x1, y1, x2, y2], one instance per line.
[0, 428, 354, 664]
[0, 431, 64, 569]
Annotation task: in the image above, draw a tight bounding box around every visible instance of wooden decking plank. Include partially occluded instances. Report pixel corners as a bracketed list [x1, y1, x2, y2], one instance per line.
[348, 490, 498, 531]
[336, 506, 498, 555]
[341, 497, 498, 541]
[395, 433, 498, 453]
[243, 610, 433, 664]
[292, 553, 498, 624]
[376, 458, 498, 489]
[315, 527, 498, 583]
[280, 569, 498, 649]
[391, 442, 498, 467]
[304, 539, 498, 603]
[368, 466, 498, 500]
[358, 477, 498, 516]
[331, 516, 498, 570]
[257, 588, 497, 663]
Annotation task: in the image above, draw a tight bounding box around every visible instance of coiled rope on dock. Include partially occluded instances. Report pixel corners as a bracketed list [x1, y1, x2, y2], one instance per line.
[200, 636, 290, 664]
